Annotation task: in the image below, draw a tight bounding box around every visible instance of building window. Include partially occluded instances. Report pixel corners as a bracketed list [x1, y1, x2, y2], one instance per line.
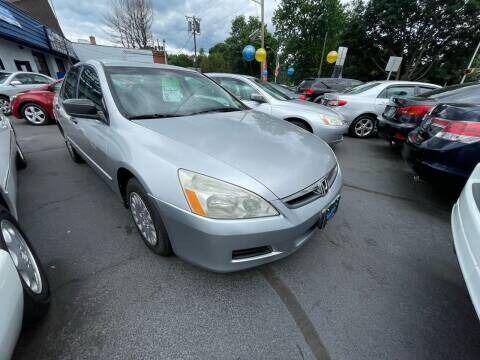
[55, 58, 66, 73]
[32, 51, 51, 76]
[14, 60, 32, 72]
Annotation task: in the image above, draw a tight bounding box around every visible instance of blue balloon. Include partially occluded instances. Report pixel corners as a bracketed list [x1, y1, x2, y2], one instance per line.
[287, 67, 295, 76]
[242, 45, 255, 61]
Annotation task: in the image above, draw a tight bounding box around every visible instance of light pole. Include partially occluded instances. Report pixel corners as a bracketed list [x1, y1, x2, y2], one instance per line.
[251, 0, 265, 80]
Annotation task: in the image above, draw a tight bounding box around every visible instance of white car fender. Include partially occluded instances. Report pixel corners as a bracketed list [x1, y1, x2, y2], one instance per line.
[0, 250, 23, 360]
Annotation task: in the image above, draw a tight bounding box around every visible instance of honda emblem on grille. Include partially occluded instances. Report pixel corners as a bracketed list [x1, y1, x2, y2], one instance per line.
[313, 178, 329, 197]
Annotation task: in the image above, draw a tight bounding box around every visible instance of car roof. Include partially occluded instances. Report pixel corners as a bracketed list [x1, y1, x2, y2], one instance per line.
[366, 80, 440, 87]
[206, 73, 255, 80]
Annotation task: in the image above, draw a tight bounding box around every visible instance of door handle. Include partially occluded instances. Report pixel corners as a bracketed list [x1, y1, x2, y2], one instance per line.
[70, 117, 78, 124]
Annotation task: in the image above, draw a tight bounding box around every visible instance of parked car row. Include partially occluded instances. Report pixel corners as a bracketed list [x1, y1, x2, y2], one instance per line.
[0, 114, 50, 359]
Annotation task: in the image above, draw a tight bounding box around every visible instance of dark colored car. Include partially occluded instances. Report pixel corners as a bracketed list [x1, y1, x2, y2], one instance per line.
[379, 82, 480, 145]
[10, 80, 62, 126]
[403, 103, 480, 179]
[298, 78, 363, 103]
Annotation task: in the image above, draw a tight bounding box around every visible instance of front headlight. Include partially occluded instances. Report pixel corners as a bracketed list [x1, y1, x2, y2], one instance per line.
[178, 169, 279, 219]
[321, 114, 344, 126]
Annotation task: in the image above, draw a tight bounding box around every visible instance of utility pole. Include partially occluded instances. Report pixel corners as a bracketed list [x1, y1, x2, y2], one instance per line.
[186, 16, 201, 68]
[461, 39, 480, 84]
[252, 0, 265, 80]
[318, 31, 328, 77]
[163, 39, 167, 64]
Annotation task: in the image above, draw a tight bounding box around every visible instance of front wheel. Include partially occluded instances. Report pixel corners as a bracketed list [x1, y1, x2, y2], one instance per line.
[350, 115, 375, 138]
[126, 179, 172, 256]
[0, 207, 50, 325]
[22, 103, 49, 126]
[65, 139, 84, 163]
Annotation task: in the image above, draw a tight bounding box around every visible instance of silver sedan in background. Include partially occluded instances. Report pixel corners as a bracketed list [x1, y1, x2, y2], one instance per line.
[322, 80, 440, 138]
[54, 61, 343, 272]
[207, 73, 348, 145]
[452, 162, 480, 320]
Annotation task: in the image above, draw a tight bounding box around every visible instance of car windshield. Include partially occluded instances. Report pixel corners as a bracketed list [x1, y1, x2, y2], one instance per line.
[343, 82, 381, 94]
[252, 78, 289, 100]
[105, 66, 246, 119]
[0, 72, 11, 84]
[268, 82, 297, 99]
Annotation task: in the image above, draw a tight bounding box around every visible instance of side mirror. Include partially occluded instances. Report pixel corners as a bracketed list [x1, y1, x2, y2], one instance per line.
[63, 98, 101, 119]
[10, 80, 22, 86]
[250, 93, 265, 103]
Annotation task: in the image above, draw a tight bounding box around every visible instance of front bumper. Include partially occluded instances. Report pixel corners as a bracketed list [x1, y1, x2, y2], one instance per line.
[151, 170, 343, 272]
[315, 124, 348, 145]
[377, 117, 416, 143]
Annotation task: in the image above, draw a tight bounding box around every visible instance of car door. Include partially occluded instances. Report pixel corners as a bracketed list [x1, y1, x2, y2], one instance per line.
[56, 66, 82, 147]
[375, 85, 416, 115]
[74, 65, 113, 181]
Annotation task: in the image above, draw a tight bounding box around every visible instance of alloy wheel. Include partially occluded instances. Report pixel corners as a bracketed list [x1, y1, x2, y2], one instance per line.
[129, 192, 158, 246]
[1, 219, 43, 294]
[354, 118, 374, 137]
[0, 98, 9, 113]
[24, 105, 46, 125]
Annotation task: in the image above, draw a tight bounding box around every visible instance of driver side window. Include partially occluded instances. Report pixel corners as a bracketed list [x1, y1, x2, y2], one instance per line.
[218, 78, 258, 100]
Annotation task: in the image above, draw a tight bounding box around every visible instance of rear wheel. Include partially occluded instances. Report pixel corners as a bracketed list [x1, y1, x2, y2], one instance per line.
[0, 207, 50, 325]
[126, 178, 172, 256]
[22, 103, 49, 126]
[350, 115, 375, 138]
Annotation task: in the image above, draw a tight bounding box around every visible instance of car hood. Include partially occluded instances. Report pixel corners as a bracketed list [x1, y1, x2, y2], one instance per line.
[286, 99, 345, 117]
[135, 110, 336, 198]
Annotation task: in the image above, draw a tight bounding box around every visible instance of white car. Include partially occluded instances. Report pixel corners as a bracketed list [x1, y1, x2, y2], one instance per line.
[322, 80, 441, 138]
[0, 114, 50, 359]
[452, 162, 480, 320]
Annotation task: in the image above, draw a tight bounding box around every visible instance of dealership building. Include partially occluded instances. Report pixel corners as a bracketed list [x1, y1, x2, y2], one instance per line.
[0, 0, 77, 78]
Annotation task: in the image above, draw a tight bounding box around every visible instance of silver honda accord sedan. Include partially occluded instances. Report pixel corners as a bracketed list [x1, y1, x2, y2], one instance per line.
[54, 61, 343, 272]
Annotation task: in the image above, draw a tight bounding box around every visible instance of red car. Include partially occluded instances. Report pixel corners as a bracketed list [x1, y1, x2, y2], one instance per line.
[11, 79, 62, 126]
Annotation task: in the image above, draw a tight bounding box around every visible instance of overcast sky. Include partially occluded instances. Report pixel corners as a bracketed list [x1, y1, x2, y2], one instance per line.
[50, 0, 277, 53]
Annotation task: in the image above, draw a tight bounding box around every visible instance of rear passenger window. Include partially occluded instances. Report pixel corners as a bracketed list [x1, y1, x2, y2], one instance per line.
[78, 66, 103, 110]
[62, 67, 80, 99]
[384, 86, 415, 98]
[418, 86, 436, 94]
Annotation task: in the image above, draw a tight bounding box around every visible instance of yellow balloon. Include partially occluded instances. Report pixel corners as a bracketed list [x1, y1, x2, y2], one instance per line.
[255, 48, 267, 62]
[326, 51, 338, 64]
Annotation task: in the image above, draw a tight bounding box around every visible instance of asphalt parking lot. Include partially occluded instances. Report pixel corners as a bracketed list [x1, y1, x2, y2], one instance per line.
[10, 119, 480, 359]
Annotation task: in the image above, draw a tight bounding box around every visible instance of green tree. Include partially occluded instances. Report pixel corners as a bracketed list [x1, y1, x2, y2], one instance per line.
[341, 0, 480, 84]
[273, 0, 346, 82]
[168, 54, 194, 68]
[207, 16, 278, 77]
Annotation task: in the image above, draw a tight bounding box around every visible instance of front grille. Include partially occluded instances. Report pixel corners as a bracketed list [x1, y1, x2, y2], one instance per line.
[232, 246, 272, 260]
[285, 188, 323, 208]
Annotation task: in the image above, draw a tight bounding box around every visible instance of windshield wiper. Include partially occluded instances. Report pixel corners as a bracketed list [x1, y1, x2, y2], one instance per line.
[186, 108, 241, 116]
[128, 113, 182, 120]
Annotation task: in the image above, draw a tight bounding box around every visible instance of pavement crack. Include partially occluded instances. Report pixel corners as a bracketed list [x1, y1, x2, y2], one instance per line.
[260, 265, 330, 360]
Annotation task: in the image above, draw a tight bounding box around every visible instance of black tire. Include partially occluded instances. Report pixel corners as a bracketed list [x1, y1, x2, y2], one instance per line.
[65, 138, 84, 163]
[16, 143, 27, 170]
[21, 103, 50, 126]
[126, 178, 172, 256]
[0, 206, 50, 326]
[349, 115, 376, 138]
[288, 119, 313, 133]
